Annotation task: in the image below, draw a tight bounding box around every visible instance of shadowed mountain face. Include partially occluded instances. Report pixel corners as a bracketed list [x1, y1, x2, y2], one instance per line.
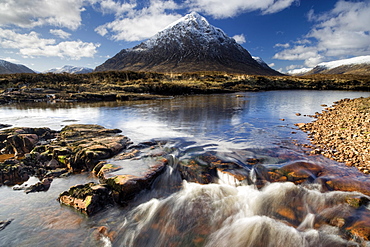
[95, 12, 282, 76]
[0, 60, 34, 74]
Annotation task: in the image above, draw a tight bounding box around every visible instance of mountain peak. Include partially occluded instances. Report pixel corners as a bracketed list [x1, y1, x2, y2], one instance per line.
[164, 11, 210, 30]
[95, 13, 282, 75]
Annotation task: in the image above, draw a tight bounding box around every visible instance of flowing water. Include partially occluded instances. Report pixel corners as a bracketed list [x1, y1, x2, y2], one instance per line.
[0, 90, 370, 247]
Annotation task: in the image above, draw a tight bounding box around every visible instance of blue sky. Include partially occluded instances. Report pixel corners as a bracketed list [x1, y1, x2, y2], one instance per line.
[0, 0, 369, 73]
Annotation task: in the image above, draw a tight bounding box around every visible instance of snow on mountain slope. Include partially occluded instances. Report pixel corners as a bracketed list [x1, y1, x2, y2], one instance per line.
[44, 65, 93, 74]
[252, 56, 270, 69]
[288, 55, 370, 75]
[318, 55, 370, 70]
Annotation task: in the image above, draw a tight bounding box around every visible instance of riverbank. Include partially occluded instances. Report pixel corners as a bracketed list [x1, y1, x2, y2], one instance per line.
[1, 72, 370, 104]
[298, 96, 370, 174]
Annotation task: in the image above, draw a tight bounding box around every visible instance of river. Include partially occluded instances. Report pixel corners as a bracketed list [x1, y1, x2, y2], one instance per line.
[0, 90, 369, 246]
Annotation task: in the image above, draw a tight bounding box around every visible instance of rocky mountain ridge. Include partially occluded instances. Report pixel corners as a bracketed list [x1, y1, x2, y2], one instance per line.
[44, 65, 93, 74]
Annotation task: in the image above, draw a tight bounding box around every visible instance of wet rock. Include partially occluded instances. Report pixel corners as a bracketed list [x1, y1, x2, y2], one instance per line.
[177, 152, 252, 185]
[58, 182, 113, 216]
[0, 124, 130, 185]
[0, 127, 55, 156]
[24, 177, 53, 194]
[52, 124, 132, 172]
[316, 176, 370, 197]
[0, 159, 30, 185]
[0, 124, 11, 129]
[103, 158, 167, 205]
[0, 219, 12, 231]
[267, 161, 323, 184]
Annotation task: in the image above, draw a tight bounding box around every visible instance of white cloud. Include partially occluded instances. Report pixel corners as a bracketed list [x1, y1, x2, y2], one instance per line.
[186, 0, 298, 18]
[268, 63, 275, 67]
[0, 0, 89, 30]
[274, 43, 290, 48]
[232, 34, 246, 44]
[0, 28, 99, 59]
[0, 57, 19, 63]
[95, 0, 182, 41]
[273, 45, 323, 67]
[97, 0, 136, 16]
[273, 1, 370, 67]
[50, 29, 72, 39]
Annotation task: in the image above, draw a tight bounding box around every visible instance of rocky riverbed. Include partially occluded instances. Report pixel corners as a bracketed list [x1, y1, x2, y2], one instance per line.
[297, 96, 370, 174]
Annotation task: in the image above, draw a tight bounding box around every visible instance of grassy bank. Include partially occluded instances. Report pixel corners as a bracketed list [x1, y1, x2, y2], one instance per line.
[1, 71, 370, 104]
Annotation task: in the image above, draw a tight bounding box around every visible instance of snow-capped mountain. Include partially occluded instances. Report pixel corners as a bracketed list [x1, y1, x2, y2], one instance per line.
[0, 59, 34, 74]
[44, 65, 93, 74]
[95, 12, 281, 75]
[290, 55, 370, 75]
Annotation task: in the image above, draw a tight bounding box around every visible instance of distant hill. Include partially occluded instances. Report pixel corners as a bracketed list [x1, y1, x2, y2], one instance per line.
[44, 65, 93, 74]
[95, 12, 282, 76]
[0, 59, 34, 74]
[290, 55, 370, 75]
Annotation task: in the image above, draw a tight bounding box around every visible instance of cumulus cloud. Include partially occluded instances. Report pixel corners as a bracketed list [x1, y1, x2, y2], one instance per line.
[274, 0, 370, 67]
[186, 0, 298, 18]
[0, 0, 88, 30]
[308, 0, 370, 57]
[95, 0, 182, 41]
[50, 29, 72, 39]
[0, 28, 99, 59]
[232, 34, 246, 44]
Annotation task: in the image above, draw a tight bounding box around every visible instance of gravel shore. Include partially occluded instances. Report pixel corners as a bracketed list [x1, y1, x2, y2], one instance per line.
[297, 96, 370, 174]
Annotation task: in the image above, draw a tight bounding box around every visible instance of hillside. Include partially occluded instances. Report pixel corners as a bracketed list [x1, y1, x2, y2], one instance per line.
[0, 60, 34, 74]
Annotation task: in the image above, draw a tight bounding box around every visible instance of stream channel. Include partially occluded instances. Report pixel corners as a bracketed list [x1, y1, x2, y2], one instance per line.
[0, 90, 370, 246]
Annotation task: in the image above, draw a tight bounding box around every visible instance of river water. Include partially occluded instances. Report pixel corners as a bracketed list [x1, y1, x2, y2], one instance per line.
[0, 90, 370, 246]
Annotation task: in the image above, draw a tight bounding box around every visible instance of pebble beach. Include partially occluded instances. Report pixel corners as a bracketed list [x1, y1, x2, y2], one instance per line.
[298, 96, 370, 174]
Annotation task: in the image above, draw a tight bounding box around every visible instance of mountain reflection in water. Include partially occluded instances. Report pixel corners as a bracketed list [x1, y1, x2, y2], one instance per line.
[1, 90, 370, 247]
